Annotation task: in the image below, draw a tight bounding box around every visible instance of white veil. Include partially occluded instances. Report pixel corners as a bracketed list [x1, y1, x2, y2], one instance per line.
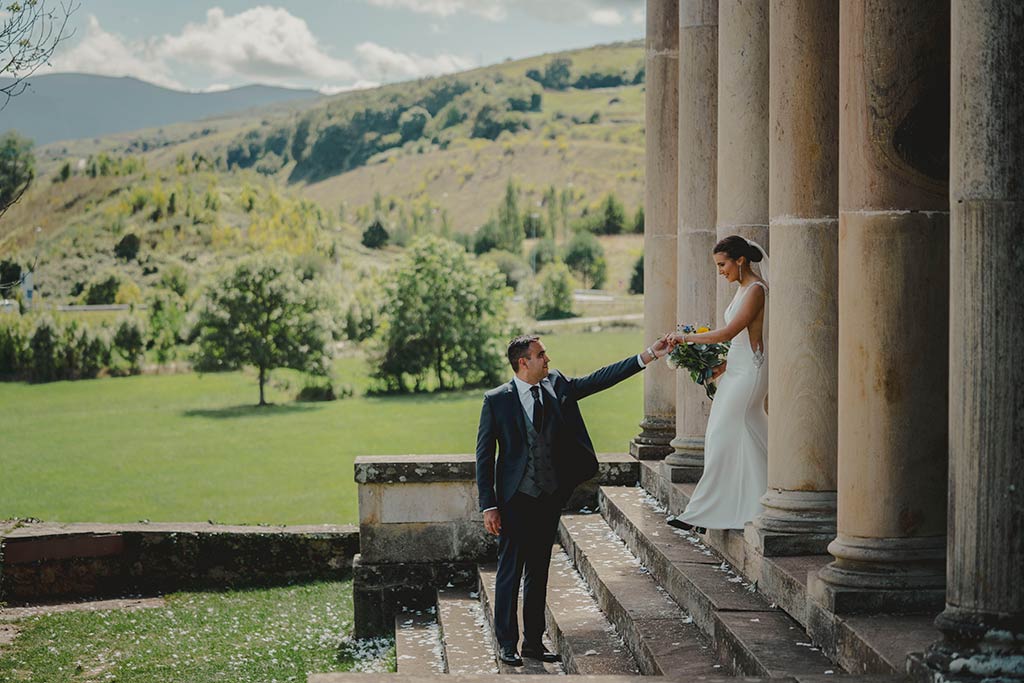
[746, 238, 769, 285]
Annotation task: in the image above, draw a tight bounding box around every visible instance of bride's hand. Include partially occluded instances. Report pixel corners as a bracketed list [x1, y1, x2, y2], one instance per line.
[711, 361, 727, 381]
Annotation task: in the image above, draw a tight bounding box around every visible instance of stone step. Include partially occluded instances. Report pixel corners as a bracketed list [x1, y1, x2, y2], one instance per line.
[544, 547, 640, 675]
[477, 565, 564, 674]
[309, 675, 907, 683]
[597, 486, 839, 678]
[395, 608, 445, 674]
[436, 587, 498, 674]
[557, 512, 724, 678]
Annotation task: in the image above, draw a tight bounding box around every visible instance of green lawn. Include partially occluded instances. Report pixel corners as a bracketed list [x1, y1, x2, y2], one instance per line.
[0, 579, 391, 682]
[0, 330, 645, 525]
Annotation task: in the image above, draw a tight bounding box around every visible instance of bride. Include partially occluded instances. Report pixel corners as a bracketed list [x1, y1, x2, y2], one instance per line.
[668, 235, 769, 532]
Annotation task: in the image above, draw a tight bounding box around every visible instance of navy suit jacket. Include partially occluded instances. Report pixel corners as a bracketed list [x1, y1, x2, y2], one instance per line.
[475, 355, 645, 511]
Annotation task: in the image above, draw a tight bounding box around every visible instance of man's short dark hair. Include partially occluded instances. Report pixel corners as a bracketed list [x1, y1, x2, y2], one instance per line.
[507, 335, 540, 372]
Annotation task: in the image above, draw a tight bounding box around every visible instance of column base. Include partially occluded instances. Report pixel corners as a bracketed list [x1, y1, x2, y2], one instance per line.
[808, 533, 946, 615]
[908, 608, 1024, 682]
[630, 416, 675, 460]
[664, 435, 704, 482]
[749, 489, 837, 556]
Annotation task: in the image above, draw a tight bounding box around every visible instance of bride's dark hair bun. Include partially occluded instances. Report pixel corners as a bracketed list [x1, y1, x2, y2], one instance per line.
[713, 235, 763, 263]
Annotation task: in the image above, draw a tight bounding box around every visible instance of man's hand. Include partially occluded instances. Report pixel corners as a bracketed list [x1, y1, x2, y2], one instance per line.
[651, 333, 673, 358]
[484, 508, 501, 536]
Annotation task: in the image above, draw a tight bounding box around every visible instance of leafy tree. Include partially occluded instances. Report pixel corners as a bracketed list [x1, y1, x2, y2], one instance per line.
[0, 259, 21, 297]
[542, 57, 573, 90]
[398, 106, 431, 142]
[147, 291, 186, 364]
[192, 257, 333, 406]
[28, 316, 59, 382]
[598, 192, 627, 235]
[113, 317, 146, 374]
[362, 219, 389, 248]
[526, 262, 576, 320]
[632, 205, 644, 234]
[473, 217, 502, 255]
[373, 236, 509, 392]
[497, 179, 523, 252]
[482, 249, 531, 290]
[0, 131, 34, 217]
[114, 233, 141, 261]
[629, 254, 644, 295]
[1, 1, 76, 107]
[563, 231, 607, 289]
[85, 274, 120, 305]
[528, 238, 558, 272]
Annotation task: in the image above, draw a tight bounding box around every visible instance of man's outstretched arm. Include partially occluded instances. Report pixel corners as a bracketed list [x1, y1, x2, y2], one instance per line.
[568, 334, 672, 400]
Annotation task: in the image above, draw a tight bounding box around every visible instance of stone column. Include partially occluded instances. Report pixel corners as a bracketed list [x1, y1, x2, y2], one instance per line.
[919, 2, 1024, 679]
[809, 0, 949, 615]
[631, 0, 678, 460]
[747, 0, 839, 557]
[716, 0, 769, 325]
[665, 0, 718, 481]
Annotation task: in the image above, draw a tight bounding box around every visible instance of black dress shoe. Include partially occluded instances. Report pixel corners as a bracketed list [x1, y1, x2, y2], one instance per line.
[666, 516, 707, 534]
[498, 645, 523, 666]
[520, 643, 561, 663]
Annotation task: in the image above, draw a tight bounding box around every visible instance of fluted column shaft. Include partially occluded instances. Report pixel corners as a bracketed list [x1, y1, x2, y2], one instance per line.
[666, 0, 718, 478]
[749, 0, 839, 555]
[716, 0, 770, 325]
[921, 1, 1024, 678]
[811, 0, 949, 614]
[632, 0, 678, 460]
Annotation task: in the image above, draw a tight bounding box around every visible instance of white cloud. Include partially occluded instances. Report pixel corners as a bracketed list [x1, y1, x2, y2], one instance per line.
[157, 7, 359, 84]
[588, 8, 624, 26]
[631, 8, 644, 24]
[355, 41, 475, 81]
[367, 0, 508, 21]
[46, 15, 185, 90]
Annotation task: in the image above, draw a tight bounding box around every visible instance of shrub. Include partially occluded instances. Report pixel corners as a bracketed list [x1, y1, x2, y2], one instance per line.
[362, 219, 389, 249]
[482, 250, 531, 290]
[28, 316, 60, 382]
[526, 262, 576, 320]
[629, 254, 644, 295]
[114, 233, 140, 260]
[528, 239, 558, 272]
[563, 231, 607, 289]
[85, 275, 120, 305]
[0, 317, 29, 378]
[114, 317, 146, 373]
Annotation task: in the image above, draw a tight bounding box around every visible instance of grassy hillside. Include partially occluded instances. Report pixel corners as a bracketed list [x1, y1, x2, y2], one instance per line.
[0, 41, 645, 305]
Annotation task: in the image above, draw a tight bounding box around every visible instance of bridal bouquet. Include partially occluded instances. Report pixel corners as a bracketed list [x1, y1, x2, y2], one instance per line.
[667, 324, 729, 400]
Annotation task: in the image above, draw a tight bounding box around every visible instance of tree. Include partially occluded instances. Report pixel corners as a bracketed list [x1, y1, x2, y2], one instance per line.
[113, 317, 145, 374]
[629, 254, 644, 295]
[0, 258, 21, 297]
[146, 291, 185, 364]
[632, 205, 644, 234]
[362, 219, 389, 248]
[114, 233, 141, 261]
[374, 236, 509, 392]
[1, 1, 77, 108]
[526, 262, 576, 320]
[0, 131, 35, 217]
[563, 231, 607, 289]
[192, 257, 333, 406]
[398, 106, 431, 142]
[598, 192, 626, 235]
[497, 179, 523, 253]
[543, 57, 573, 90]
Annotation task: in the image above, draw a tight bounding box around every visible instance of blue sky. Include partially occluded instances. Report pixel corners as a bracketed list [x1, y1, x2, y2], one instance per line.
[42, 1, 643, 93]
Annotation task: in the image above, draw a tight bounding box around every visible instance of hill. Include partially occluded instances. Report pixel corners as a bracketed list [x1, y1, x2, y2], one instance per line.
[0, 42, 646, 307]
[0, 73, 321, 146]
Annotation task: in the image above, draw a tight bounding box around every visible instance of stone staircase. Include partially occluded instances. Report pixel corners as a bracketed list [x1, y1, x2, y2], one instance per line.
[313, 479, 913, 683]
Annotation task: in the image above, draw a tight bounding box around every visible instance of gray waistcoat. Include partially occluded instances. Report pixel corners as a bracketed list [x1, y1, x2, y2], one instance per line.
[518, 406, 558, 497]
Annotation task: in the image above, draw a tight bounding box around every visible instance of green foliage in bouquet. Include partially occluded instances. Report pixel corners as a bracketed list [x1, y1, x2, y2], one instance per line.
[667, 324, 729, 400]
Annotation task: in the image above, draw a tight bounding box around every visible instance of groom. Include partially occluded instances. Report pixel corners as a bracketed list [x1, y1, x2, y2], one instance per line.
[475, 334, 670, 665]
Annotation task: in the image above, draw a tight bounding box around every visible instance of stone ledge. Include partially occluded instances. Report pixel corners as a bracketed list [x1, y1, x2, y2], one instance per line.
[1, 522, 358, 603]
[354, 453, 638, 486]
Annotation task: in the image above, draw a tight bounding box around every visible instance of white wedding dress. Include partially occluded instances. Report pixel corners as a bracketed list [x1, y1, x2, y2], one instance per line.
[678, 281, 768, 530]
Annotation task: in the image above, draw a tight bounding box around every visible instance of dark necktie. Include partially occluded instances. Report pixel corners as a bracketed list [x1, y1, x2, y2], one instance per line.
[530, 385, 544, 432]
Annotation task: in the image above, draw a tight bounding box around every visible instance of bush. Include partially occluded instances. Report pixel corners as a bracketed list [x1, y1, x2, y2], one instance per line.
[296, 378, 353, 402]
[114, 317, 146, 373]
[398, 106, 431, 142]
[629, 254, 644, 295]
[147, 291, 186, 364]
[482, 250, 531, 290]
[597, 193, 626, 235]
[526, 263, 576, 320]
[0, 317, 29, 378]
[85, 275, 120, 305]
[28, 316, 60, 382]
[632, 206, 644, 234]
[114, 233, 141, 261]
[362, 219, 389, 249]
[528, 239, 558, 272]
[563, 231, 607, 289]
